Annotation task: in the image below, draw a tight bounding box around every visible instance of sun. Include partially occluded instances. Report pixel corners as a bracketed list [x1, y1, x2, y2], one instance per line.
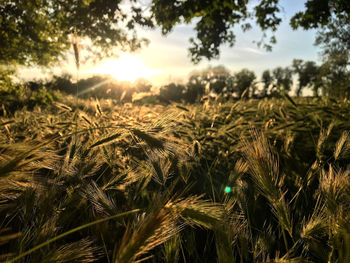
[89, 54, 160, 82]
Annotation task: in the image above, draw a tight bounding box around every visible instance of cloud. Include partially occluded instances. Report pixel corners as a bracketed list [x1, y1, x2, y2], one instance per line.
[240, 47, 266, 55]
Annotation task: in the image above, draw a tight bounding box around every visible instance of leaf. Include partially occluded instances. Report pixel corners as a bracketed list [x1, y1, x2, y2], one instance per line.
[175, 105, 189, 112]
[131, 129, 164, 150]
[0, 120, 15, 126]
[90, 133, 122, 148]
[240, 88, 248, 99]
[283, 93, 297, 107]
[7, 210, 140, 263]
[53, 102, 73, 112]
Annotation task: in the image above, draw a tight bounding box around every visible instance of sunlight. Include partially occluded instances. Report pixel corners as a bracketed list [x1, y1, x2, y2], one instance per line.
[89, 54, 161, 82]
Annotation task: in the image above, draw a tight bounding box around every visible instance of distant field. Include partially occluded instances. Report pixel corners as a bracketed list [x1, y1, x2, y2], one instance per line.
[1, 96, 349, 262]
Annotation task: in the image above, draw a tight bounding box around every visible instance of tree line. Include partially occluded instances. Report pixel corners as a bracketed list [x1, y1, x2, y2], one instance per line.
[160, 54, 349, 102]
[6, 52, 346, 107]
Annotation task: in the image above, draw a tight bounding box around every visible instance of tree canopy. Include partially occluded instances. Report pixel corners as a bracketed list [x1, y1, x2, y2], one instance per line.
[292, 59, 319, 97]
[1, 0, 350, 66]
[0, 0, 153, 66]
[315, 14, 350, 65]
[229, 69, 256, 98]
[149, 0, 350, 63]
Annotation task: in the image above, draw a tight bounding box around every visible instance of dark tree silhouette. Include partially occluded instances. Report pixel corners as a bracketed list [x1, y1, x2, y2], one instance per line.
[159, 83, 185, 103]
[318, 51, 350, 97]
[230, 69, 256, 98]
[292, 59, 319, 97]
[271, 67, 293, 94]
[261, 70, 273, 97]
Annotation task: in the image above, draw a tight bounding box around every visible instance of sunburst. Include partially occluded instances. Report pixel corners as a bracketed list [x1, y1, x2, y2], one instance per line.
[89, 54, 161, 82]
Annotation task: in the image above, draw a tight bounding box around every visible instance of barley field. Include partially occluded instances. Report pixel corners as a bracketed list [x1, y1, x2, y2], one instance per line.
[1, 94, 350, 262]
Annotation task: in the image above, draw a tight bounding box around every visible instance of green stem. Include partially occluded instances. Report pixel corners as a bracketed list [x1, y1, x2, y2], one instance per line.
[281, 227, 289, 258]
[7, 209, 140, 263]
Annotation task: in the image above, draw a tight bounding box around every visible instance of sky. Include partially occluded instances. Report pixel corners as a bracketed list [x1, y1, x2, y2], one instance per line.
[130, 0, 321, 85]
[19, 0, 321, 89]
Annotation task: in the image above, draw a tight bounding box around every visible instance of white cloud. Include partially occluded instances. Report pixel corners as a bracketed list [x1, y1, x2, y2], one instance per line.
[240, 47, 266, 55]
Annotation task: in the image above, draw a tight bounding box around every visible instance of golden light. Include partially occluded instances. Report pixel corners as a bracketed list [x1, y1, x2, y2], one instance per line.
[89, 54, 161, 82]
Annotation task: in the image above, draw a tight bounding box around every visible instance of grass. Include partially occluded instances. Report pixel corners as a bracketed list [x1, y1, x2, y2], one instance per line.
[0, 94, 349, 262]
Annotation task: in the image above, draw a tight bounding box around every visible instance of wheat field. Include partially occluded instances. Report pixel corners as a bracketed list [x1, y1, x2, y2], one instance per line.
[0, 94, 349, 262]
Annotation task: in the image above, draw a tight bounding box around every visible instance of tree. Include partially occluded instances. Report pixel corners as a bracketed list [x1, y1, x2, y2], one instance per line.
[0, 0, 153, 66]
[290, 0, 350, 30]
[292, 59, 319, 97]
[159, 83, 185, 102]
[261, 70, 273, 97]
[205, 66, 231, 95]
[318, 51, 350, 97]
[271, 67, 293, 94]
[186, 66, 231, 96]
[134, 78, 152, 93]
[184, 75, 205, 103]
[230, 69, 256, 98]
[47, 74, 75, 94]
[315, 15, 350, 61]
[313, 14, 350, 97]
[184, 66, 228, 103]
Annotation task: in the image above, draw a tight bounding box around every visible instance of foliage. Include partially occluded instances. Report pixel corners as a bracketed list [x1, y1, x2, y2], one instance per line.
[290, 0, 350, 29]
[134, 78, 152, 93]
[314, 14, 350, 98]
[261, 70, 272, 97]
[271, 67, 293, 94]
[204, 66, 231, 95]
[228, 69, 256, 98]
[292, 59, 320, 97]
[159, 83, 185, 102]
[186, 66, 231, 98]
[318, 51, 350, 98]
[47, 74, 76, 95]
[0, 72, 58, 115]
[184, 79, 205, 104]
[47, 75, 150, 102]
[0, 0, 153, 66]
[315, 14, 350, 60]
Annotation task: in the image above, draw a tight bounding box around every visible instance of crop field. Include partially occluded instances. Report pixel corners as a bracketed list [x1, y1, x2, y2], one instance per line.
[1, 95, 350, 262]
